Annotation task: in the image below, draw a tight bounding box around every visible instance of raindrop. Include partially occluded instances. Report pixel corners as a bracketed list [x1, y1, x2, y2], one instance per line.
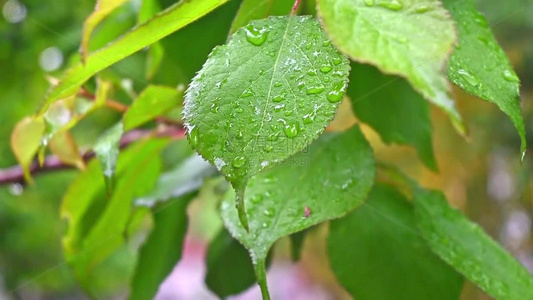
[474, 14, 488, 27]
[273, 93, 285, 103]
[236, 107, 244, 113]
[187, 126, 199, 147]
[263, 208, 274, 217]
[457, 69, 479, 86]
[241, 89, 254, 98]
[327, 82, 346, 103]
[307, 69, 317, 76]
[264, 145, 273, 152]
[378, 0, 403, 11]
[274, 82, 282, 87]
[502, 70, 519, 83]
[245, 24, 269, 46]
[332, 57, 342, 65]
[364, 0, 375, 6]
[284, 122, 300, 138]
[210, 103, 219, 113]
[320, 64, 333, 73]
[251, 194, 263, 204]
[232, 156, 247, 168]
[284, 110, 294, 116]
[415, 4, 432, 13]
[303, 112, 315, 124]
[306, 84, 326, 95]
[236, 130, 244, 140]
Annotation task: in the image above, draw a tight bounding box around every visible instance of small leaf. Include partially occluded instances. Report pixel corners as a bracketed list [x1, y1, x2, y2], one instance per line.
[130, 192, 196, 300]
[229, 0, 293, 34]
[81, 0, 130, 62]
[184, 15, 350, 228]
[205, 229, 272, 298]
[348, 63, 437, 170]
[135, 154, 216, 208]
[10, 116, 46, 183]
[95, 78, 113, 108]
[94, 123, 124, 195]
[329, 184, 463, 300]
[49, 130, 85, 170]
[40, 0, 229, 113]
[221, 125, 374, 294]
[317, 0, 464, 133]
[414, 189, 533, 300]
[123, 85, 181, 131]
[443, 0, 526, 157]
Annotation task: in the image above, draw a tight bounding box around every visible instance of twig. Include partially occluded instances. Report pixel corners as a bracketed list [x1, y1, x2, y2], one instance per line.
[0, 126, 186, 185]
[291, 0, 301, 15]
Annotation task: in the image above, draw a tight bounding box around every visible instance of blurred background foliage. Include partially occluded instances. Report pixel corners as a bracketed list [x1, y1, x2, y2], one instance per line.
[0, 0, 532, 299]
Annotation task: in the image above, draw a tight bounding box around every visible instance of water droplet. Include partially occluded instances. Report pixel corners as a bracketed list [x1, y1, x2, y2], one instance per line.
[273, 93, 285, 102]
[187, 126, 199, 147]
[457, 69, 479, 86]
[307, 69, 317, 76]
[245, 24, 269, 46]
[502, 70, 519, 82]
[415, 4, 432, 13]
[264, 145, 273, 152]
[232, 156, 247, 168]
[284, 110, 294, 116]
[241, 89, 254, 98]
[477, 35, 490, 45]
[264, 208, 274, 217]
[327, 82, 346, 103]
[378, 0, 402, 10]
[274, 82, 282, 87]
[332, 57, 342, 65]
[236, 130, 244, 140]
[332, 71, 344, 77]
[274, 104, 285, 112]
[475, 14, 488, 27]
[364, 0, 374, 6]
[284, 122, 299, 138]
[236, 107, 244, 113]
[303, 112, 315, 124]
[215, 78, 227, 88]
[262, 222, 269, 228]
[210, 103, 219, 113]
[251, 194, 263, 203]
[306, 43, 312, 50]
[306, 84, 326, 95]
[267, 131, 280, 141]
[320, 64, 332, 73]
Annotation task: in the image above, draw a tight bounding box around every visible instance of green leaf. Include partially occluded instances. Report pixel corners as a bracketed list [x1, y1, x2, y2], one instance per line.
[135, 154, 216, 208]
[221, 125, 374, 295]
[81, 0, 131, 62]
[443, 0, 526, 157]
[49, 130, 86, 170]
[40, 0, 229, 113]
[123, 85, 182, 131]
[229, 0, 294, 34]
[130, 192, 196, 300]
[10, 116, 45, 183]
[138, 0, 164, 80]
[94, 123, 124, 195]
[317, 0, 464, 134]
[348, 63, 437, 170]
[184, 15, 350, 228]
[329, 184, 463, 300]
[64, 139, 168, 290]
[414, 189, 533, 300]
[205, 228, 272, 298]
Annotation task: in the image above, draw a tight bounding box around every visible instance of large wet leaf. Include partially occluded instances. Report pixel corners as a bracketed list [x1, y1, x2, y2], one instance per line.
[414, 189, 533, 300]
[40, 0, 228, 113]
[443, 0, 526, 156]
[183, 15, 350, 227]
[329, 184, 463, 299]
[317, 0, 463, 133]
[348, 63, 436, 170]
[229, 0, 293, 34]
[221, 125, 374, 288]
[130, 192, 196, 300]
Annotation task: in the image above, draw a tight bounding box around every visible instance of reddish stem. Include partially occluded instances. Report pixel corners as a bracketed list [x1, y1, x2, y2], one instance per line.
[291, 0, 301, 15]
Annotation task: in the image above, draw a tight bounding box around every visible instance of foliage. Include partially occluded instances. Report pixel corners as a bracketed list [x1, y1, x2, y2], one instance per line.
[3, 0, 532, 299]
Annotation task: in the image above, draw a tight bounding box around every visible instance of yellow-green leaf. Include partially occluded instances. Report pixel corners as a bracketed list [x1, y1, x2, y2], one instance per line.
[10, 117, 46, 183]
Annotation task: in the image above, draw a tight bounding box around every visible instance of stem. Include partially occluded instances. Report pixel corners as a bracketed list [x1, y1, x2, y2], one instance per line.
[234, 183, 250, 232]
[254, 259, 271, 300]
[291, 0, 301, 15]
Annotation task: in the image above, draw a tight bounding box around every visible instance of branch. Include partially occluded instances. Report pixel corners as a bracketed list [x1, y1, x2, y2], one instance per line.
[0, 125, 186, 185]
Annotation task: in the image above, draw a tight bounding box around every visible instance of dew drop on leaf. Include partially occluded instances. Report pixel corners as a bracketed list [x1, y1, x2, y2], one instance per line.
[232, 156, 247, 168]
[284, 122, 300, 138]
[320, 64, 333, 73]
[457, 69, 479, 86]
[245, 24, 269, 46]
[306, 84, 326, 95]
[502, 70, 519, 82]
[187, 126, 199, 147]
[364, 0, 374, 6]
[378, 0, 403, 11]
